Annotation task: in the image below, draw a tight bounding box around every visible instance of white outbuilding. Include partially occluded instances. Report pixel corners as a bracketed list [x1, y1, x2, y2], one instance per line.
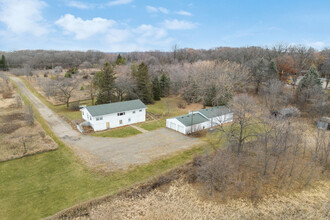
[81, 99, 147, 131]
[166, 106, 233, 135]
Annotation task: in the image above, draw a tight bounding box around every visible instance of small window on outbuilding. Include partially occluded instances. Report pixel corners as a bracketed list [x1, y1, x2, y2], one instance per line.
[117, 112, 125, 116]
[133, 111, 135, 114]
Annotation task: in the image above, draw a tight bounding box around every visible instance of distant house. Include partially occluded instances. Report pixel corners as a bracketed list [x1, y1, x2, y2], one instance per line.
[166, 106, 233, 134]
[81, 99, 147, 131]
[317, 117, 330, 130]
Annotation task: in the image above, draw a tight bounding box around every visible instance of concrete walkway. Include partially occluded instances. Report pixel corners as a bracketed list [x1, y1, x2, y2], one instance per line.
[11, 76, 205, 170]
[130, 125, 148, 133]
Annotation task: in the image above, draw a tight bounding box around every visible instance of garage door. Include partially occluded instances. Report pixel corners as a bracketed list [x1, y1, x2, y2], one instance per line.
[177, 125, 185, 133]
[170, 122, 176, 130]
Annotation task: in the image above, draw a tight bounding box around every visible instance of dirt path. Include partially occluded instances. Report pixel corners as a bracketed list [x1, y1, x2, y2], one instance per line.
[11, 76, 205, 170]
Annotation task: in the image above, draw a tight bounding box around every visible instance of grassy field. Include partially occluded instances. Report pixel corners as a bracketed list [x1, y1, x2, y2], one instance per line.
[91, 126, 141, 138]
[139, 118, 166, 131]
[0, 80, 209, 219]
[146, 97, 188, 117]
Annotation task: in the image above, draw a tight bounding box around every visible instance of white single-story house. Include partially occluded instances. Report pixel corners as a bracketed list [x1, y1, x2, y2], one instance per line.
[81, 99, 147, 131]
[166, 106, 233, 135]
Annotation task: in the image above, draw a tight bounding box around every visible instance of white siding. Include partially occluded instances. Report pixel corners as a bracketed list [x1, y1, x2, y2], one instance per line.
[84, 108, 146, 131]
[166, 118, 187, 134]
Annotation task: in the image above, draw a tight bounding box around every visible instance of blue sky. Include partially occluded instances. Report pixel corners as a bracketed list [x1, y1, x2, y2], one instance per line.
[0, 0, 329, 52]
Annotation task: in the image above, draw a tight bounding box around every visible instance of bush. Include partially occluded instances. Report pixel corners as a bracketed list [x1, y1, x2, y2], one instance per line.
[82, 74, 89, 79]
[24, 104, 34, 126]
[177, 101, 187, 109]
[2, 89, 13, 99]
[69, 101, 80, 111]
[64, 72, 72, 78]
[80, 86, 84, 91]
[0, 123, 20, 134]
[44, 73, 48, 77]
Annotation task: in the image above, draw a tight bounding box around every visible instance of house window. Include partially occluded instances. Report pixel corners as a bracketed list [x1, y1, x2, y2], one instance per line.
[82, 111, 84, 115]
[117, 112, 125, 116]
[139, 109, 142, 112]
[119, 120, 123, 124]
[96, 116, 103, 121]
[90, 116, 92, 120]
[128, 118, 131, 122]
[133, 111, 135, 114]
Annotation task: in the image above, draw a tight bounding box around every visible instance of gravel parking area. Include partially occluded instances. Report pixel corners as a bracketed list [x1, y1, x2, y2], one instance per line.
[12, 76, 205, 170]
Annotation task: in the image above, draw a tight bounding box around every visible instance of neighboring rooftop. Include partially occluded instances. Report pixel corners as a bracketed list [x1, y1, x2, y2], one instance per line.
[198, 106, 232, 119]
[85, 99, 147, 117]
[175, 113, 209, 127]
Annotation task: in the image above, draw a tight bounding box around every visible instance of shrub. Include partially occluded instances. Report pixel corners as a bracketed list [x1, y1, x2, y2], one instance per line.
[82, 74, 89, 79]
[0, 123, 20, 134]
[69, 101, 80, 111]
[44, 73, 48, 77]
[64, 72, 72, 78]
[2, 89, 13, 99]
[177, 101, 187, 109]
[24, 104, 34, 126]
[80, 86, 84, 91]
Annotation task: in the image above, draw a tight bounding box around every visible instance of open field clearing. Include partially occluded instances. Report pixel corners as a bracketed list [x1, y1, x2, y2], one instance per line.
[0, 76, 210, 219]
[64, 180, 330, 220]
[0, 77, 57, 161]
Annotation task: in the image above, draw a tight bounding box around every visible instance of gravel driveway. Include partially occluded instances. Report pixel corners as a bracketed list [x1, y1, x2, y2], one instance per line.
[11, 76, 205, 170]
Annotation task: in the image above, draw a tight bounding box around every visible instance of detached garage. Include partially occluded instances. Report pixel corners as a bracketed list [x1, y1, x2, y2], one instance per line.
[166, 106, 233, 135]
[166, 112, 210, 135]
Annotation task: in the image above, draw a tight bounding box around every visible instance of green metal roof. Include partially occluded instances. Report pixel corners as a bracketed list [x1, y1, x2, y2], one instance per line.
[175, 113, 209, 127]
[85, 99, 147, 117]
[198, 106, 232, 119]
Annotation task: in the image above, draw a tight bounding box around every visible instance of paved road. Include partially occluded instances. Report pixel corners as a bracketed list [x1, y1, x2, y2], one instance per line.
[11, 76, 205, 170]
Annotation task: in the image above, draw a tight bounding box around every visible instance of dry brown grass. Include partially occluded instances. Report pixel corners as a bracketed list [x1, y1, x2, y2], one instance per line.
[0, 94, 57, 162]
[69, 179, 329, 220]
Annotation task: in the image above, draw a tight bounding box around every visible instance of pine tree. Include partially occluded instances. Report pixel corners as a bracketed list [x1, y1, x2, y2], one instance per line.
[0, 55, 9, 71]
[268, 59, 278, 80]
[152, 76, 161, 101]
[115, 54, 126, 65]
[94, 62, 116, 104]
[135, 62, 153, 104]
[159, 73, 170, 97]
[299, 65, 322, 89]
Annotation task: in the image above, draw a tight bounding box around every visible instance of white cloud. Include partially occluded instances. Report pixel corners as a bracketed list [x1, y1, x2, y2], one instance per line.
[0, 0, 48, 36]
[158, 7, 169, 14]
[107, 0, 133, 6]
[55, 14, 116, 39]
[146, 5, 169, 14]
[67, 1, 90, 9]
[163, 19, 197, 30]
[176, 10, 192, 16]
[307, 41, 326, 50]
[146, 5, 158, 13]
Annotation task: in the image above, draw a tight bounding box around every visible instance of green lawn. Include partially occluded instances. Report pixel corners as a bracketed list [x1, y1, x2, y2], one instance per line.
[139, 118, 166, 131]
[0, 84, 209, 219]
[146, 97, 187, 117]
[91, 126, 141, 138]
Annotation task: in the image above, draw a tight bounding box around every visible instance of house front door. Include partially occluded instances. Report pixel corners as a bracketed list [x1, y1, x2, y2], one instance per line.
[106, 122, 110, 128]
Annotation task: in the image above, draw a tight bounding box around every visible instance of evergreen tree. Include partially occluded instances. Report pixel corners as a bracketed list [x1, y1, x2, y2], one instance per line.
[0, 55, 9, 71]
[152, 76, 161, 101]
[203, 85, 216, 107]
[159, 73, 170, 97]
[268, 59, 278, 80]
[135, 62, 154, 104]
[94, 62, 116, 104]
[115, 54, 126, 65]
[299, 65, 322, 89]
